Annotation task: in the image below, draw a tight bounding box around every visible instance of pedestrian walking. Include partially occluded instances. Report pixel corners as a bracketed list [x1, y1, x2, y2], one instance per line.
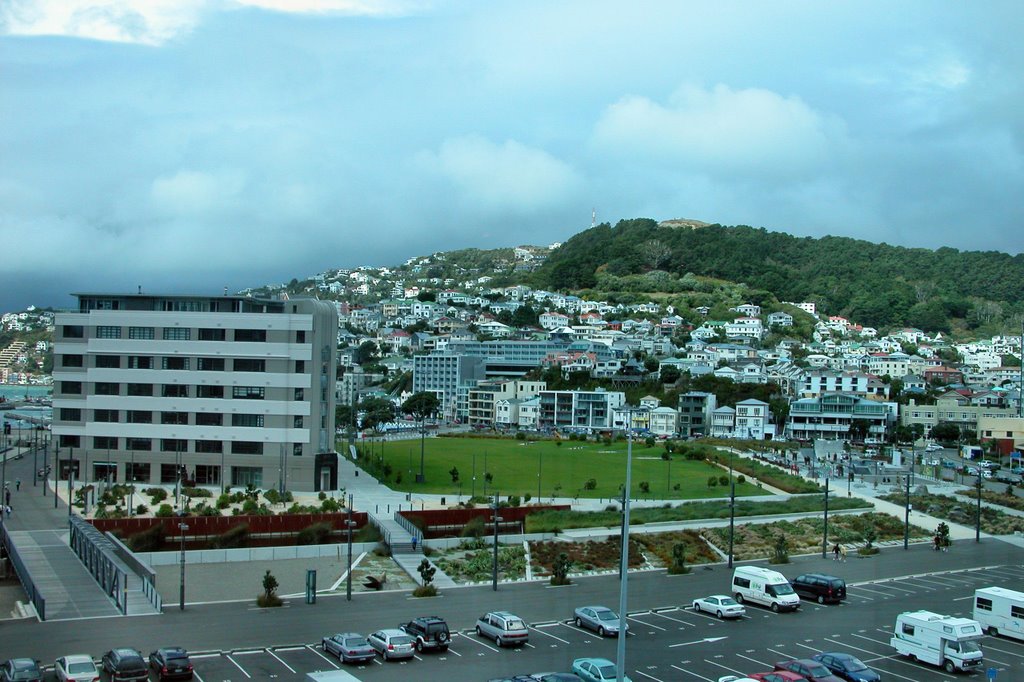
[832, 543, 840, 561]
[3, 505, 10, 518]
[4, 488, 9, 506]
[839, 545, 847, 562]
[411, 536, 418, 552]
[15, 479, 20, 491]
[933, 534, 941, 551]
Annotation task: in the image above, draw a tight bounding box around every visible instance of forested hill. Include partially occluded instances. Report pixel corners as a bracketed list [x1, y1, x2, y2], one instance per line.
[532, 218, 1024, 331]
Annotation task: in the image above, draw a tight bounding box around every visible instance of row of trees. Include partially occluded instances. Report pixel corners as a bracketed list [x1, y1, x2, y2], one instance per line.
[336, 391, 440, 435]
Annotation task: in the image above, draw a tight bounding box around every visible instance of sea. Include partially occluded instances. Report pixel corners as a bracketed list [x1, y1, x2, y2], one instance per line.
[0, 384, 52, 426]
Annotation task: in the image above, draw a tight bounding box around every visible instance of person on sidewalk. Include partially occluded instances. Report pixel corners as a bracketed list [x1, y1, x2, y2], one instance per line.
[832, 543, 840, 561]
[411, 536, 418, 552]
[839, 544, 847, 562]
[15, 479, 20, 491]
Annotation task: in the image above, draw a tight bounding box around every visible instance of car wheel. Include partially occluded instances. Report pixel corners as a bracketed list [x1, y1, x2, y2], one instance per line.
[734, 593, 744, 604]
[771, 602, 780, 613]
[476, 625, 483, 636]
[416, 640, 424, 653]
[716, 610, 723, 619]
[817, 595, 825, 604]
[598, 626, 606, 637]
[575, 617, 583, 628]
[496, 636, 504, 647]
[989, 626, 999, 637]
[692, 601, 700, 612]
[944, 660, 956, 673]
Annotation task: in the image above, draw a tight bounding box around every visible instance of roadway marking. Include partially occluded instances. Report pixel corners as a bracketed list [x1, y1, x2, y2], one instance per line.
[225, 656, 252, 679]
[822, 637, 925, 682]
[668, 636, 727, 648]
[265, 649, 296, 674]
[670, 664, 712, 680]
[456, 633, 500, 653]
[305, 645, 339, 668]
[634, 671, 666, 682]
[529, 625, 570, 644]
[627, 614, 667, 631]
[735, 652, 772, 668]
[701, 658, 747, 677]
[793, 642, 822, 654]
[983, 642, 1024, 659]
[192, 673, 205, 682]
[650, 610, 697, 626]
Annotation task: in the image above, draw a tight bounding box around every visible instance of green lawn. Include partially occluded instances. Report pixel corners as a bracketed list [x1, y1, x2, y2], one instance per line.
[348, 436, 769, 501]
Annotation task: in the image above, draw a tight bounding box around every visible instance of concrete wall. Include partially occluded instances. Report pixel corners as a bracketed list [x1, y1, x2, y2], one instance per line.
[137, 541, 380, 566]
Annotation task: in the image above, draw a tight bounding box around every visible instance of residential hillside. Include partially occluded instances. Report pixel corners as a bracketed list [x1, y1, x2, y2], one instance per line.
[532, 218, 1024, 335]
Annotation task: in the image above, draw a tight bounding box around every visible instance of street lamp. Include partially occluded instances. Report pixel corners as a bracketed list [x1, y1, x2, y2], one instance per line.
[346, 494, 356, 601]
[727, 448, 736, 568]
[491, 492, 503, 592]
[616, 420, 634, 682]
[178, 518, 189, 610]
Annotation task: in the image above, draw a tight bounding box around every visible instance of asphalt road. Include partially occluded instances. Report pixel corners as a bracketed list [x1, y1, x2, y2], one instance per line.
[4, 539, 1023, 681]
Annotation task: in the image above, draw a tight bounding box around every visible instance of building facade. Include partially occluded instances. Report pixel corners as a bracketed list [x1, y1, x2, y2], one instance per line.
[52, 293, 338, 492]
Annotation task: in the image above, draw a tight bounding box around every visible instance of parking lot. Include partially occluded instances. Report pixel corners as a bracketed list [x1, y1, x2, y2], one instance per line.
[173, 563, 1024, 682]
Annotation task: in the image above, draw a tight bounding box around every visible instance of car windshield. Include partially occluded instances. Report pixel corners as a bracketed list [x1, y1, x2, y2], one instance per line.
[768, 583, 795, 596]
[345, 638, 369, 647]
[598, 664, 617, 678]
[68, 662, 97, 674]
[720, 597, 738, 605]
[806, 662, 831, 676]
[597, 610, 618, 620]
[841, 656, 867, 671]
[960, 641, 982, 654]
[392, 636, 414, 645]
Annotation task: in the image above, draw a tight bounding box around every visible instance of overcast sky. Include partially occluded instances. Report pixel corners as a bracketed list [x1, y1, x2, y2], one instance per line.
[2, 1, 1022, 312]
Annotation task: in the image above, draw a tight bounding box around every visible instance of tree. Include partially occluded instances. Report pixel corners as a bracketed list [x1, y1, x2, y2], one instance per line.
[848, 419, 871, 443]
[551, 552, 572, 586]
[402, 391, 440, 483]
[353, 340, 380, 365]
[258, 569, 282, 607]
[448, 467, 460, 483]
[359, 397, 396, 433]
[930, 422, 961, 444]
[660, 365, 681, 385]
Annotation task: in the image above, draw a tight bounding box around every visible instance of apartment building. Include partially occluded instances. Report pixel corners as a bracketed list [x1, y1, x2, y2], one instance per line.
[786, 393, 892, 441]
[51, 293, 338, 491]
[467, 379, 546, 426]
[537, 389, 625, 433]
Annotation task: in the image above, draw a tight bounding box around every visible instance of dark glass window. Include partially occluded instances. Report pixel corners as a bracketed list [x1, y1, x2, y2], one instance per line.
[198, 328, 226, 341]
[128, 356, 154, 369]
[197, 357, 225, 371]
[195, 441, 223, 455]
[60, 408, 82, 421]
[234, 329, 267, 342]
[128, 327, 154, 340]
[96, 325, 121, 339]
[161, 439, 188, 453]
[162, 357, 189, 370]
[197, 385, 224, 398]
[95, 355, 120, 368]
[93, 436, 118, 449]
[62, 325, 84, 339]
[161, 412, 189, 425]
[127, 383, 153, 397]
[94, 409, 119, 423]
[295, 360, 305, 373]
[127, 411, 152, 424]
[126, 438, 152, 451]
[232, 386, 264, 399]
[62, 381, 83, 394]
[95, 382, 120, 396]
[61, 354, 84, 367]
[233, 358, 265, 372]
[232, 414, 264, 427]
[195, 413, 223, 426]
[231, 441, 264, 455]
[162, 328, 191, 341]
[59, 435, 81, 447]
[162, 385, 189, 398]
[296, 330, 306, 343]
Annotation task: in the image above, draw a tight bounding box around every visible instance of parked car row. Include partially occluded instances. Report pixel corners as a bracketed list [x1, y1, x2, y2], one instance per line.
[2, 648, 193, 682]
[717, 652, 881, 681]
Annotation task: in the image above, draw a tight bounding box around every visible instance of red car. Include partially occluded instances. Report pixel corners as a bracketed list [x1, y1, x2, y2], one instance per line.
[749, 672, 807, 682]
[774, 659, 843, 682]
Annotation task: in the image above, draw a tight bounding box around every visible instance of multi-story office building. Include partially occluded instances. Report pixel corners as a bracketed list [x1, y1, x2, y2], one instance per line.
[467, 380, 546, 426]
[537, 389, 625, 433]
[52, 293, 338, 492]
[786, 393, 893, 441]
[411, 353, 486, 421]
[677, 391, 717, 437]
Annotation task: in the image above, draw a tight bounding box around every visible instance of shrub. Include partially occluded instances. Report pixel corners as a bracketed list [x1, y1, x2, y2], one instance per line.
[216, 494, 232, 510]
[182, 487, 213, 498]
[412, 584, 438, 597]
[583, 478, 597, 491]
[515, 432, 526, 440]
[718, 475, 730, 487]
[668, 541, 691, 575]
[461, 516, 486, 538]
[318, 491, 327, 501]
[135, 504, 149, 515]
[638, 481, 650, 495]
[770, 534, 790, 564]
[211, 524, 249, 549]
[155, 504, 174, 518]
[297, 522, 333, 545]
[320, 497, 342, 512]
[258, 570, 282, 607]
[145, 488, 168, 504]
[556, 441, 563, 448]
[417, 558, 436, 586]
[507, 495, 521, 507]
[550, 552, 571, 586]
[707, 477, 718, 488]
[354, 524, 381, 543]
[128, 524, 165, 552]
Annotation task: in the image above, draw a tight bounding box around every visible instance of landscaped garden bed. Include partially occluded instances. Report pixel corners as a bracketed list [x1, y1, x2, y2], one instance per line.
[431, 539, 527, 583]
[879, 490, 1024, 534]
[529, 537, 648, 578]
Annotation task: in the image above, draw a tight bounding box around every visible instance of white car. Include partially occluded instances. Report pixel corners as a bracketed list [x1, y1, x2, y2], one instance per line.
[692, 595, 746, 619]
[54, 655, 99, 682]
[926, 443, 943, 452]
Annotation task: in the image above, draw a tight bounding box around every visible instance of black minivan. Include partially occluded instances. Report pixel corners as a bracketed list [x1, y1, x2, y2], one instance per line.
[791, 573, 847, 604]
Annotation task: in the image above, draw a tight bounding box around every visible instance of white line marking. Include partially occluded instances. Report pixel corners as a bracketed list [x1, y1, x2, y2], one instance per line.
[456, 633, 500, 653]
[306, 645, 339, 668]
[225, 656, 251, 679]
[529, 626, 571, 644]
[627, 614, 667, 631]
[266, 649, 296, 673]
[670, 663, 713, 681]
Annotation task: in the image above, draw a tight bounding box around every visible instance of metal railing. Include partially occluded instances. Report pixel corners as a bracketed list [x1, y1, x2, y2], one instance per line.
[69, 514, 128, 615]
[106, 531, 162, 613]
[0, 523, 46, 620]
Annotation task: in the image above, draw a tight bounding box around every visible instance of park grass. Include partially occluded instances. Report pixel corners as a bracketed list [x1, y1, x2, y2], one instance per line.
[350, 436, 770, 501]
[523, 495, 873, 533]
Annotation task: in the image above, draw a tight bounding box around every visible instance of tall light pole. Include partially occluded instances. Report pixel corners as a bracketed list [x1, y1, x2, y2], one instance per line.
[178, 518, 189, 610]
[727, 448, 736, 568]
[537, 451, 542, 502]
[975, 476, 982, 543]
[492, 492, 502, 592]
[822, 476, 830, 558]
[616, 420, 634, 682]
[346, 494, 355, 601]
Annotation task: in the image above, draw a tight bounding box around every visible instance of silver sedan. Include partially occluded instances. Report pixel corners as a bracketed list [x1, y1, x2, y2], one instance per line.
[573, 606, 628, 637]
[366, 629, 416, 661]
[321, 633, 376, 664]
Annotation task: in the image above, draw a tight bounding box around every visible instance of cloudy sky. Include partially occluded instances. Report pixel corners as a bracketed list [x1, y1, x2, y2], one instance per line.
[2, 1, 1022, 312]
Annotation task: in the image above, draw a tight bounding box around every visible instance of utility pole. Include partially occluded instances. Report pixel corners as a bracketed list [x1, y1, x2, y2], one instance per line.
[904, 469, 911, 550]
[728, 448, 736, 568]
[822, 476, 830, 558]
[491, 492, 501, 592]
[346, 494, 355, 601]
[616, 421, 634, 682]
[976, 476, 982, 543]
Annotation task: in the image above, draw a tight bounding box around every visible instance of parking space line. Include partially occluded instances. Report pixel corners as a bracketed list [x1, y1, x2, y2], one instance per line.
[529, 625, 570, 644]
[670, 663, 713, 680]
[445, 646, 463, 657]
[192, 672, 205, 682]
[849, 585, 902, 597]
[225, 655, 252, 679]
[266, 649, 296, 673]
[306, 645, 339, 668]
[898, 579, 936, 590]
[984, 642, 1024, 659]
[701, 658, 747, 677]
[871, 582, 916, 594]
[627, 614, 667, 631]
[651, 610, 697, 626]
[735, 653, 773, 669]
[903, 576, 955, 588]
[793, 642, 822, 654]
[822, 641, 930, 682]
[456, 633, 500, 653]
[634, 671, 666, 682]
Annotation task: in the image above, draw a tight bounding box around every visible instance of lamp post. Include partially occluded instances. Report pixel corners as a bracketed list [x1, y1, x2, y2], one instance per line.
[178, 518, 189, 610]
[472, 452, 477, 499]
[822, 476, 830, 558]
[491, 492, 502, 592]
[32, 427, 38, 488]
[346, 494, 355, 601]
[616, 420, 634, 682]
[975, 476, 982, 543]
[129, 449, 135, 516]
[537, 450, 542, 502]
[727, 448, 736, 568]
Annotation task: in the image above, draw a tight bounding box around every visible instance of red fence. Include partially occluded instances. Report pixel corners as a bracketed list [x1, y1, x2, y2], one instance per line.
[90, 512, 369, 540]
[398, 505, 569, 538]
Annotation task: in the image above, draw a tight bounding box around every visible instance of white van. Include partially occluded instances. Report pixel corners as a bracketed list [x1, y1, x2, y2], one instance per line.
[974, 586, 1024, 641]
[890, 610, 984, 673]
[731, 566, 800, 612]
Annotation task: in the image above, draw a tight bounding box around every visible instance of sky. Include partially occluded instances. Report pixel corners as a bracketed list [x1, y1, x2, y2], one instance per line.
[2, 1, 1022, 313]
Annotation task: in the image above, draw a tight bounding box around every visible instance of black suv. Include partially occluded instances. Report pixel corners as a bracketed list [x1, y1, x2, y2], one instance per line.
[149, 647, 194, 681]
[399, 616, 451, 652]
[791, 573, 846, 604]
[101, 648, 149, 681]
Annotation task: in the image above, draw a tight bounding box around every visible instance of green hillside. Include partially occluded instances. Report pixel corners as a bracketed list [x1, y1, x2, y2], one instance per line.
[532, 218, 1024, 334]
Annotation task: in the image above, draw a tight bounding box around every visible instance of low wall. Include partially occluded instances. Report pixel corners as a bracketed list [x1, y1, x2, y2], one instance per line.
[136, 541, 381, 566]
[398, 505, 570, 538]
[90, 512, 369, 540]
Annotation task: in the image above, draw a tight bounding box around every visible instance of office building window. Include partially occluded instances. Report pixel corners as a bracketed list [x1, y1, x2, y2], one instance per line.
[296, 330, 306, 343]
[128, 326, 155, 340]
[95, 382, 120, 396]
[62, 325, 84, 339]
[160, 439, 188, 453]
[162, 385, 189, 398]
[233, 358, 265, 372]
[127, 410, 152, 424]
[126, 438, 152, 451]
[94, 409, 119, 423]
[62, 381, 83, 395]
[95, 355, 120, 368]
[93, 436, 118, 450]
[293, 443, 303, 456]
[295, 360, 305, 373]
[231, 441, 263, 455]
[195, 464, 221, 484]
[60, 408, 82, 421]
[126, 462, 150, 482]
[96, 325, 121, 339]
[232, 386, 264, 400]
[197, 357, 225, 371]
[294, 388, 304, 401]
[195, 441, 223, 455]
[196, 413, 223, 426]
[293, 416, 304, 428]
[162, 357, 189, 370]
[127, 383, 153, 397]
[198, 328, 226, 341]
[163, 328, 191, 341]
[232, 414, 264, 427]
[127, 355, 154, 369]
[161, 411, 189, 425]
[160, 463, 186, 483]
[197, 385, 224, 398]
[234, 329, 266, 342]
[59, 435, 81, 448]
[231, 466, 262, 487]
[61, 354, 84, 367]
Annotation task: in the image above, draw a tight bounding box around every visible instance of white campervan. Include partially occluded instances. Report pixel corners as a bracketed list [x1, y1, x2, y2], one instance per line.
[891, 610, 984, 673]
[731, 566, 800, 612]
[974, 586, 1024, 641]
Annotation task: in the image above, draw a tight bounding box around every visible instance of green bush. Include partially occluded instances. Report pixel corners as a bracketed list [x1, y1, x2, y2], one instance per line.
[135, 504, 149, 515]
[297, 521, 334, 545]
[412, 584, 438, 597]
[216, 494, 232, 510]
[155, 504, 174, 517]
[145, 487, 168, 504]
[515, 432, 526, 440]
[461, 516, 486, 538]
[211, 523, 249, 549]
[128, 524, 165, 552]
[320, 497, 342, 512]
[182, 487, 213, 498]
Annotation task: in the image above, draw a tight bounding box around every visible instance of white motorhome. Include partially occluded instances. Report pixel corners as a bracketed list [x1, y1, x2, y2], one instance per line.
[890, 610, 984, 673]
[731, 566, 800, 612]
[974, 586, 1024, 641]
